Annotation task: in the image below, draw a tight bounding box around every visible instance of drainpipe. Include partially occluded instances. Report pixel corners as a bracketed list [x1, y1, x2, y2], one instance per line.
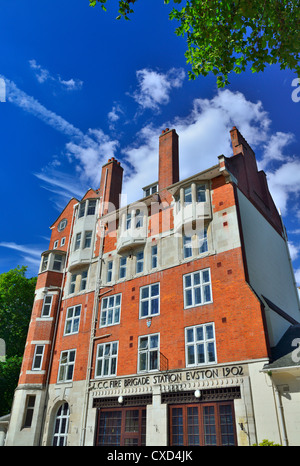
[80, 169, 108, 446]
[273, 384, 288, 446]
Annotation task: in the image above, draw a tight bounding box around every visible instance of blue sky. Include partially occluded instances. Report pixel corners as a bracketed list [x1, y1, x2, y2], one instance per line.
[0, 0, 299, 289]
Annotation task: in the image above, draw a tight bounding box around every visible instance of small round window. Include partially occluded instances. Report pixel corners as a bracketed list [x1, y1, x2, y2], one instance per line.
[58, 219, 67, 232]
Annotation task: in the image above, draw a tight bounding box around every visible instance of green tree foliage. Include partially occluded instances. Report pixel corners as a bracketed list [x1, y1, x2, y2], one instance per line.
[89, 0, 300, 87]
[0, 266, 36, 416]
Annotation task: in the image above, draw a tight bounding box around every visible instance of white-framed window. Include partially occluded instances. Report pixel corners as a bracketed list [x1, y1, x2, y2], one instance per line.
[60, 237, 66, 247]
[53, 240, 58, 249]
[64, 305, 81, 335]
[41, 255, 48, 272]
[87, 199, 97, 215]
[53, 254, 63, 271]
[80, 270, 88, 291]
[119, 257, 127, 279]
[57, 349, 76, 382]
[78, 201, 86, 218]
[197, 184, 206, 202]
[185, 323, 217, 366]
[84, 231, 92, 248]
[136, 251, 144, 274]
[52, 403, 70, 446]
[126, 213, 131, 230]
[135, 209, 144, 228]
[151, 244, 158, 269]
[143, 183, 158, 197]
[74, 233, 81, 251]
[95, 341, 118, 377]
[184, 186, 192, 204]
[107, 261, 113, 283]
[69, 274, 76, 294]
[138, 333, 159, 373]
[140, 283, 160, 318]
[183, 268, 212, 308]
[41, 294, 53, 317]
[183, 235, 193, 259]
[32, 345, 45, 370]
[100, 294, 121, 327]
[198, 228, 208, 254]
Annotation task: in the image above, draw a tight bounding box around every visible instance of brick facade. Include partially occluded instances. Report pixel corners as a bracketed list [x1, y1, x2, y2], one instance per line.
[6, 126, 300, 447]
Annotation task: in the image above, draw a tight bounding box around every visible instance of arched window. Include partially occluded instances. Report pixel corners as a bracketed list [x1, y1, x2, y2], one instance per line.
[52, 402, 70, 446]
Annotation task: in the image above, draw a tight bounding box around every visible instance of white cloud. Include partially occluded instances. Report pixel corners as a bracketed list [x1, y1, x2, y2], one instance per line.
[0, 242, 44, 275]
[132, 68, 185, 111]
[266, 160, 300, 215]
[58, 77, 83, 91]
[29, 59, 83, 91]
[108, 104, 123, 125]
[288, 241, 300, 262]
[122, 89, 282, 203]
[29, 59, 50, 83]
[259, 132, 295, 170]
[295, 269, 300, 287]
[2, 74, 84, 139]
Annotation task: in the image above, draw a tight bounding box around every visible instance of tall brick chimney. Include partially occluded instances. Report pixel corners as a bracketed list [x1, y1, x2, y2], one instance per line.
[158, 128, 179, 191]
[99, 157, 123, 215]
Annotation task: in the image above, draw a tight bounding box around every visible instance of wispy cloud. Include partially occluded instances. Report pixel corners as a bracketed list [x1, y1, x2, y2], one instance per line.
[29, 59, 83, 91]
[132, 67, 185, 111]
[1, 74, 119, 208]
[0, 242, 43, 271]
[2, 74, 84, 139]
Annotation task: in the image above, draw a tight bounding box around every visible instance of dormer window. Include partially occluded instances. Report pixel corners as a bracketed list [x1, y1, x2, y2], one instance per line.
[78, 199, 97, 219]
[143, 183, 158, 197]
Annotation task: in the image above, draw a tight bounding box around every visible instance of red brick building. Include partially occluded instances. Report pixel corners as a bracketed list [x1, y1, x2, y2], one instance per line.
[5, 127, 300, 446]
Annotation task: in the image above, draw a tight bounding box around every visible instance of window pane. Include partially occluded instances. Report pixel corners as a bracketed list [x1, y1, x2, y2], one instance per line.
[194, 286, 202, 305]
[184, 275, 192, 288]
[187, 345, 195, 365]
[149, 350, 158, 370]
[193, 272, 200, 285]
[141, 287, 149, 299]
[151, 297, 159, 315]
[197, 185, 206, 202]
[186, 328, 194, 343]
[196, 343, 205, 364]
[185, 289, 193, 307]
[184, 187, 192, 204]
[139, 352, 147, 371]
[141, 300, 148, 317]
[151, 283, 159, 297]
[150, 334, 158, 349]
[139, 337, 148, 350]
[207, 342, 216, 363]
[202, 269, 210, 283]
[87, 200, 96, 215]
[206, 324, 214, 340]
[204, 285, 211, 302]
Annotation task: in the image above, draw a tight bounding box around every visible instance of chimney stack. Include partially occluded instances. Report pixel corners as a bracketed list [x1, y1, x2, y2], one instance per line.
[99, 158, 123, 215]
[158, 128, 179, 191]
